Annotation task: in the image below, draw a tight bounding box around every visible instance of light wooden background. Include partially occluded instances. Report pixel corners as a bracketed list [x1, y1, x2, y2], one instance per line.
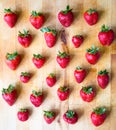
[0, 0, 116, 130]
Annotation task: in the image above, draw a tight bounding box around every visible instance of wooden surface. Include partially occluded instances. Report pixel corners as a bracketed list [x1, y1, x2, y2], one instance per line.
[0, 0, 116, 130]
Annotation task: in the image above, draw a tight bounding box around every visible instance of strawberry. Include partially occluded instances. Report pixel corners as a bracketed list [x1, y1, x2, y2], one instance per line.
[43, 110, 55, 124]
[74, 66, 86, 83]
[18, 29, 32, 48]
[72, 35, 84, 48]
[4, 8, 17, 28]
[5, 51, 21, 70]
[17, 108, 29, 122]
[20, 72, 31, 83]
[41, 27, 57, 48]
[85, 45, 100, 65]
[84, 9, 99, 26]
[2, 84, 17, 106]
[98, 25, 115, 46]
[58, 5, 74, 27]
[46, 73, 56, 87]
[57, 86, 69, 101]
[32, 54, 45, 69]
[29, 11, 45, 29]
[56, 51, 70, 69]
[91, 107, 107, 127]
[80, 86, 95, 102]
[97, 69, 109, 89]
[63, 110, 78, 124]
[30, 90, 43, 107]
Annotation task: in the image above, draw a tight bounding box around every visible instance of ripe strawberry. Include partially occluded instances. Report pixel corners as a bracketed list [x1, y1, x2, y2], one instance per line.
[46, 73, 56, 87]
[58, 5, 74, 27]
[80, 86, 95, 102]
[4, 8, 17, 28]
[97, 69, 109, 89]
[85, 45, 100, 65]
[43, 110, 55, 124]
[5, 51, 21, 70]
[63, 110, 78, 124]
[29, 11, 45, 29]
[57, 86, 70, 101]
[30, 90, 43, 107]
[84, 9, 98, 26]
[2, 84, 17, 106]
[18, 29, 32, 48]
[72, 35, 84, 48]
[74, 66, 86, 83]
[91, 107, 107, 127]
[20, 72, 31, 83]
[17, 108, 29, 122]
[98, 25, 114, 46]
[56, 51, 70, 69]
[41, 27, 57, 48]
[32, 54, 45, 69]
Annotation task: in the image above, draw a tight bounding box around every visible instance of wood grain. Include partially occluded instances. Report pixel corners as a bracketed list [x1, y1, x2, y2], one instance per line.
[0, 0, 116, 130]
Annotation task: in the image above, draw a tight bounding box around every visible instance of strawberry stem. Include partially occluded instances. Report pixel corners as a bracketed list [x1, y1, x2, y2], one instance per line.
[33, 54, 44, 59]
[98, 69, 108, 75]
[57, 51, 69, 58]
[62, 5, 72, 14]
[49, 73, 55, 78]
[87, 8, 96, 15]
[19, 108, 27, 112]
[6, 51, 18, 60]
[93, 107, 106, 115]
[2, 84, 14, 94]
[4, 8, 13, 13]
[66, 110, 75, 118]
[86, 45, 99, 54]
[101, 25, 110, 32]
[32, 90, 42, 97]
[76, 66, 82, 70]
[82, 86, 93, 94]
[18, 29, 29, 37]
[44, 111, 54, 118]
[59, 86, 68, 92]
[40, 27, 56, 36]
[21, 72, 30, 77]
[31, 11, 42, 16]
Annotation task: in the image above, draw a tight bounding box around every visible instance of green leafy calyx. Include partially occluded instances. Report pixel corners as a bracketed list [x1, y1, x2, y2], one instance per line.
[4, 8, 13, 13]
[32, 90, 42, 97]
[31, 11, 42, 16]
[6, 51, 18, 60]
[60, 86, 68, 92]
[101, 25, 110, 32]
[21, 72, 30, 77]
[62, 5, 72, 14]
[33, 54, 44, 59]
[82, 86, 93, 94]
[44, 111, 54, 118]
[76, 66, 82, 70]
[87, 9, 96, 15]
[57, 51, 69, 58]
[98, 69, 108, 75]
[93, 107, 106, 115]
[66, 110, 75, 118]
[41, 27, 56, 36]
[18, 29, 30, 37]
[86, 45, 99, 54]
[19, 108, 27, 112]
[2, 84, 15, 94]
[49, 73, 55, 78]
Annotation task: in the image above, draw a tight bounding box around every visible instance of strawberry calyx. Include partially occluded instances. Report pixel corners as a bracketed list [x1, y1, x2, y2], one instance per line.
[86, 9, 96, 15]
[57, 51, 69, 58]
[19, 108, 28, 112]
[82, 86, 93, 94]
[93, 107, 106, 115]
[41, 27, 56, 36]
[31, 11, 42, 16]
[18, 29, 30, 37]
[4, 8, 14, 14]
[86, 45, 99, 54]
[2, 84, 15, 94]
[6, 51, 18, 60]
[62, 5, 72, 14]
[32, 90, 42, 97]
[21, 72, 30, 77]
[75, 35, 83, 38]
[44, 110, 55, 118]
[33, 54, 44, 59]
[48, 73, 55, 78]
[59, 86, 68, 92]
[66, 110, 75, 118]
[101, 25, 110, 32]
[98, 69, 108, 75]
[76, 66, 83, 70]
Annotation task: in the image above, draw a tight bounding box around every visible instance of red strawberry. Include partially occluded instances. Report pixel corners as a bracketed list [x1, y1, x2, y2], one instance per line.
[29, 11, 45, 29]
[58, 5, 74, 27]
[80, 86, 95, 102]
[41, 27, 57, 48]
[72, 35, 84, 48]
[63, 110, 78, 124]
[32, 54, 45, 69]
[18, 29, 32, 48]
[4, 8, 17, 28]
[20, 72, 31, 83]
[17, 108, 29, 122]
[97, 69, 109, 89]
[44, 110, 55, 124]
[98, 25, 114, 46]
[74, 66, 86, 83]
[56, 51, 70, 68]
[57, 86, 69, 101]
[30, 90, 43, 107]
[84, 9, 98, 26]
[85, 45, 100, 65]
[2, 84, 17, 106]
[5, 51, 21, 70]
[46, 73, 56, 87]
[91, 107, 107, 127]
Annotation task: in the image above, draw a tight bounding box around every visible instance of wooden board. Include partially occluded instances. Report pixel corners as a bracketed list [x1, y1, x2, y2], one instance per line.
[0, 0, 116, 130]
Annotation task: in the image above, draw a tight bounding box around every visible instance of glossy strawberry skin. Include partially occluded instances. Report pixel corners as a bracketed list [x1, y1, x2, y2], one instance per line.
[72, 35, 84, 48]
[20, 73, 31, 83]
[46, 74, 56, 87]
[74, 68, 86, 83]
[44, 115, 55, 124]
[84, 9, 98, 26]
[91, 112, 106, 126]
